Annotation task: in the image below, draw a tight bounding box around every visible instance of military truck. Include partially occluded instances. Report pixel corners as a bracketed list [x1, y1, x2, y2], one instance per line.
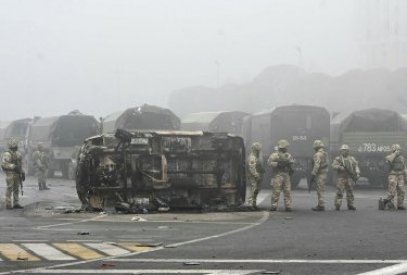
[0, 118, 32, 153]
[102, 104, 180, 134]
[181, 111, 248, 136]
[331, 108, 407, 187]
[243, 105, 330, 187]
[27, 112, 99, 179]
[76, 129, 246, 211]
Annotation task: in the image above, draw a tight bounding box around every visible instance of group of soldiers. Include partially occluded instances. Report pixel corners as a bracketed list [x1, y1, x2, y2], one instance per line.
[247, 139, 406, 211]
[1, 139, 50, 209]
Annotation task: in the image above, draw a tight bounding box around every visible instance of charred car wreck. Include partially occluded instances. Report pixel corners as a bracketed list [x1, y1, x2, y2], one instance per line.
[76, 129, 246, 212]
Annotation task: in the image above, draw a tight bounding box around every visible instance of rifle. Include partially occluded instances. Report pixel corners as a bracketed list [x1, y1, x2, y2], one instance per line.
[340, 156, 358, 184]
[308, 174, 316, 193]
[19, 171, 25, 196]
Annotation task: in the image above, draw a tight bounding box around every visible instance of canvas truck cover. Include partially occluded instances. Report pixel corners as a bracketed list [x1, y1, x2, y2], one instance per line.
[29, 115, 99, 146]
[337, 108, 407, 153]
[102, 104, 180, 134]
[181, 111, 248, 135]
[259, 105, 330, 157]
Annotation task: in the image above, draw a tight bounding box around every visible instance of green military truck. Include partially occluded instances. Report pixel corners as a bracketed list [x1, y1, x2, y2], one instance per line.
[331, 108, 407, 187]
[27, 112, 99, 179]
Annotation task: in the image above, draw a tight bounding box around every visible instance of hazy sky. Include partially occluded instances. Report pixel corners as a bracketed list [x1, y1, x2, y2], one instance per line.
[0, 0, 358, 120]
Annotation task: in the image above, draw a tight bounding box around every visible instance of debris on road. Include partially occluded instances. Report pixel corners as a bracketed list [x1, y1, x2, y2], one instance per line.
[101, 262, 116, 269]
[77, 231, 90, 235]
[131, 216, 147, 222]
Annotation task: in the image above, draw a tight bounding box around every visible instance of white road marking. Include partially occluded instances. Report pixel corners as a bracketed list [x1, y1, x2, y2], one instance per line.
[0, 211, 270, 275]
[357, 263, 407, 275]
[21, 243, 76, 261]
[36, 215, 106, 229]
[111, 258, 407, 264]
[21, 269, 260, 274]
[84, 243, 131, 256]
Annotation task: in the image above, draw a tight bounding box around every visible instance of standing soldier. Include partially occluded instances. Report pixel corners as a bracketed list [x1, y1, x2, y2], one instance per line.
[382, 144, 406, 210]
[247, 142, 265, 210]
[1, 139, 25, 209]
[267, 139, 294, 211]
[311, 140, 329, 211]
[32, 143, 50, 190]
[332, 144, 360, 211]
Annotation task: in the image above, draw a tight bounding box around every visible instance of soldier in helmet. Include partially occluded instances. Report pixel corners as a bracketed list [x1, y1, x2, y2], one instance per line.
[247, 142, 265, 210]
[332, 144, 360, 211]
[311, 140, 329, 211]
[32, 143, 50, 190]
[267, 139, 295, 211]
[1, 139, 25, 209]
[382, 144, 406, 210]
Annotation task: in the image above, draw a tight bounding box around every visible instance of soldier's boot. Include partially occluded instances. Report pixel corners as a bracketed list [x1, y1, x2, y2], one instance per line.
[6, 204, 12, 210]
[335, 204, 341, 211]
[348, 205, 356, 211]
[398, 206, 406, 210]
[312, 205, 325, 211]
[270, 206, 277, 211]
[13, 204, 23, 209]
[384, 199, 395, 210]
[43, 185, 50, 190]
[285, 207, 293, 212]
[38, 183, 43, 190]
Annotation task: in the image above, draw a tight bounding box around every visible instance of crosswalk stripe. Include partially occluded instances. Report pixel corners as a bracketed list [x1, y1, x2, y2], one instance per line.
[22, 243, 76, 261]
[84, 242, 131, 256]
[0, 244, 39, 261]
[52, 243, 104, 260]
[117, 242, 155, 253]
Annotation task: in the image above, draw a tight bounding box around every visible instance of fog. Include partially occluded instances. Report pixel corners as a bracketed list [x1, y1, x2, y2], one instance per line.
[0, 0, 396, 121]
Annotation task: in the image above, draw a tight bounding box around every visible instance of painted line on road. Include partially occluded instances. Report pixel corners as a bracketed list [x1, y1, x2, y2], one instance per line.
[35, 215, 106, 229]
[84, 243, 131, 256]
[0, 244, 39, 261]
[22, 243, 76, 261]
[18, 269, 261, 274]
[110, 258, 407, 264]
[53, 243, 104, 260]
[0, 211, 270, 275]
[357, 263, 407, 275]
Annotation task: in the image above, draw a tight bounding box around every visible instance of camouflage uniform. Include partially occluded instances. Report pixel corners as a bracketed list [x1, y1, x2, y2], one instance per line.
[384, 144, 406, 210]
[1, 139, 24, 209]
[332, 144, 360, 211]
[32, 144, 50, 190]
[311, 140, 329, 211]
[267, 140, 294, 211]
[247, 142, 265, 209]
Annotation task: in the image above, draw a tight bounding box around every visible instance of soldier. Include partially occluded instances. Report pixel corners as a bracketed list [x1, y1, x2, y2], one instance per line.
[382, 144, 406, 210]
[1, 139, 25, 209]
[311, 140, 329, 211]
[267, 139, 294, 211]
[332, 144, 360, 211]
[32, 143, 50, 190]
[247, 142, 265, 210]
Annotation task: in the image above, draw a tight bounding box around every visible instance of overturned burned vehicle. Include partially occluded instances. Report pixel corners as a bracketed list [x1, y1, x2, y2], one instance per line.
[76, 129, 246, 211]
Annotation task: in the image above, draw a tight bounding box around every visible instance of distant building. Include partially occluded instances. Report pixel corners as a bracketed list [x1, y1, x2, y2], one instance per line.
[356, 0, 407, 69]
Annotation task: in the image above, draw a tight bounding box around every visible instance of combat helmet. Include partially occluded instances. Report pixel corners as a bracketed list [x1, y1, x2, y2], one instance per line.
[313, 140, 325, 149]
[251, 142, 262, 151]
[340, 144, 349, 151]
[277, 139, 290, 149]
[391, 144, 401, 152]
[37, 143, 44, 151]
[7, 138, 18, 150]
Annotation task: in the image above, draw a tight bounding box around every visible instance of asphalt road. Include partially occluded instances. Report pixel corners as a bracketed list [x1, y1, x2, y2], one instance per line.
[0, 176, 406, 275]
